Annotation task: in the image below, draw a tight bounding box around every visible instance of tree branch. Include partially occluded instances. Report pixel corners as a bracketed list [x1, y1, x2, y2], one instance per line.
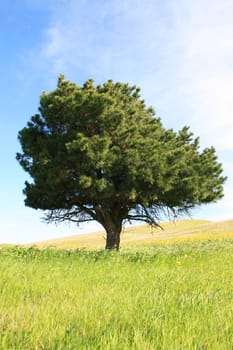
[43, 207, 95, 225]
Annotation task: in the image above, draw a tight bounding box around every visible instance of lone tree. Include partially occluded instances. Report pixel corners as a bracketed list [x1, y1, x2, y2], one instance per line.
[17, 76, 226, 249]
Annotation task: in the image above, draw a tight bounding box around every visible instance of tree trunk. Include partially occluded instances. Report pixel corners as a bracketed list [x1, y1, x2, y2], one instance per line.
[95, 206, 123, 250]
[104, 218, 122, 250]
[105, 226, 121, 250]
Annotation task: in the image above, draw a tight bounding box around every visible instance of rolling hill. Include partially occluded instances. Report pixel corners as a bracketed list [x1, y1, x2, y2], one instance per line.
[26, 218, 233, 250]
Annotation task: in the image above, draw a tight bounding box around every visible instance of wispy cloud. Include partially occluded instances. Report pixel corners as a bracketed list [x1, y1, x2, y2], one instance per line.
[36, 0, 173, 82]
[23, 0, 233, 141]
[167, 0, 233, 150]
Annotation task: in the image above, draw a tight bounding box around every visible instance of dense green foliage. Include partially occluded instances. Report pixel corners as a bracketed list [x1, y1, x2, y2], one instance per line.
[1, 240, 233, 349]
[17, 76, 226, 248]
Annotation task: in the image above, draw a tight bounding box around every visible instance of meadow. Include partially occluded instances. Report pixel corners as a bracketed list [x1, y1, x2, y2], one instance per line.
[0, 231, 233, 349]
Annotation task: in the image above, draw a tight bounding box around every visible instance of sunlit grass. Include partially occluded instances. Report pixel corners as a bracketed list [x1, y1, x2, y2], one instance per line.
[1, 239, 233, 349]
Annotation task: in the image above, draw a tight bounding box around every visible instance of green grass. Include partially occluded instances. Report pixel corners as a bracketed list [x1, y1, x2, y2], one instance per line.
[1, 239, 233, 349]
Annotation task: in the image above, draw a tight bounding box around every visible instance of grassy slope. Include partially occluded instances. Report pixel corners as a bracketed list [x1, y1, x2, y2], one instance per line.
[27, 218, 233, 250]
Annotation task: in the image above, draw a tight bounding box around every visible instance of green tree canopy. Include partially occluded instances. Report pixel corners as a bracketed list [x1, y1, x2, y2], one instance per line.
[17, 76, 226, 249]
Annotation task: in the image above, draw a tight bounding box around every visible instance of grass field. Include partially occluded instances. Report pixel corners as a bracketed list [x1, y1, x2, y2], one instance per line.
[0, 228, 233, 349]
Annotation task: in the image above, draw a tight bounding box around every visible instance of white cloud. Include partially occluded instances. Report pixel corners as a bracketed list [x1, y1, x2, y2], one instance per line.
[30, 0, 174, 83]
[27, 0, 233, 129]
[167, 0, 233, 150]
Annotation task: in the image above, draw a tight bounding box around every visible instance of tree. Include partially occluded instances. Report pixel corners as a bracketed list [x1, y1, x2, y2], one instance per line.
[17, 76, 226, 249]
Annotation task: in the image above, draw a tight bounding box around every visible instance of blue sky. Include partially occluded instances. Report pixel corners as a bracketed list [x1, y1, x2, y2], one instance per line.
[1, 0, 232, 244]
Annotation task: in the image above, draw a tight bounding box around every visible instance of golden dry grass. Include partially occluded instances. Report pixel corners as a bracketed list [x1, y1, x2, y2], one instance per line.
[26, 218, 233, 250]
